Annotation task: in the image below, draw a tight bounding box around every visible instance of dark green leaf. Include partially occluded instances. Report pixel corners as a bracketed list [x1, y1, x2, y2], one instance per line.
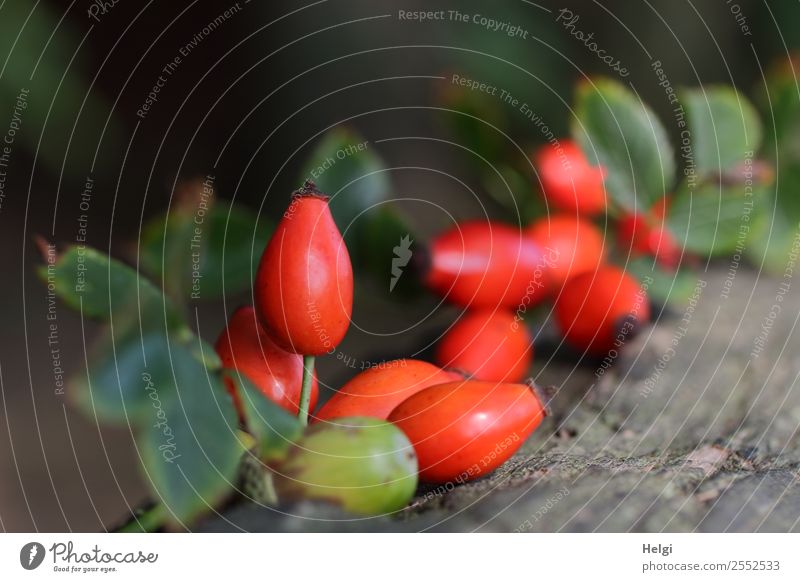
[139, 202, 272, 301]
[227, 371, 303, 461]
[437, 83, 509, 167]
[38, 245, 186, 333]
[482, 164, 545, 224]
[761, 58, 800, 161]
[353, 206, 424, 299]
[136, 344, 244, 526]
[681, 86, 762, 177]
[300, 127, 391, 237]
[573, 77, 674, 210]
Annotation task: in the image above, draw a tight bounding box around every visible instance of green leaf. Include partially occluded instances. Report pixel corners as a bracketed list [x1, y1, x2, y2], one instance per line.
[745, 57, 800, 274]
[38, 245, 186, 333]
[626, 258, 704, 308]
[573, 77, 674, 210]
[70, 329, 221, 424]
[300, 127, 391, 237]
[482, 164, 545, 224]
[667, 182, 758, 256]
[761, 58, 800, 161]
[139, 202, 273, 301]
[227, 371, 303, 461]
[136, 343, 244, 526]
[746, 183, 800, 274]
[437, 82, 509, 167]
[681, 86, 762, 177]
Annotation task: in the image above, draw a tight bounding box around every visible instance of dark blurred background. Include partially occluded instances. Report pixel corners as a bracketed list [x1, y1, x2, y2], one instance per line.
[1, 0, 798, 531]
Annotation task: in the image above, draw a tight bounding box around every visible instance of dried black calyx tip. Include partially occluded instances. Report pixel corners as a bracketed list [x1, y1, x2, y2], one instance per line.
[445, 367, 473, 381]
[293, 180, 329, 201]
[525, 379, 555, 417]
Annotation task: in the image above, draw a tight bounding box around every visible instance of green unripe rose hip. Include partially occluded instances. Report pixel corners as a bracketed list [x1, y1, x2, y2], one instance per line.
[271, 417, 418, 515]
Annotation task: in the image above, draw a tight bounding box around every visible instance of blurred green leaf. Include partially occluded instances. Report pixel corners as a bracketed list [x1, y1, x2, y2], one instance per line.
[573, 77, 674, 210]
[0, 0, 124, 177]
[667, 182, 758, 256]
[38, 244, 187, 333]
[744, 57, 800, 274]
[437, 82, 509, 166]
[140, 200, 272, 301]
[482, 164, 545, 224]
[228, 371, 303, 461]
[626, 257, 703, 307]
[746, 183, 800, 274]
[354, 206, 424, 298]
[136, 343, 244, 526]
[681, 86, 762, 177]
[761, 57, 800, 161]
[300, 127, 391, 237]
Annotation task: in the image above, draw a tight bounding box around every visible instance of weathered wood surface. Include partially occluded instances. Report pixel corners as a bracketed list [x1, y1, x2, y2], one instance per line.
[204, 266, 800, 532]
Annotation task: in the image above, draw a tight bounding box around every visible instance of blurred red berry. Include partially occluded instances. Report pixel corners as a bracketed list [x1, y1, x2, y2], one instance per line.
[425, 220, 547, 309]
[527, 215, 606, 295]
[554, 266, 650, 355]
[534, 140, 606, 215]
[435, 310, 532, 383]
[617, 202, 681, 269]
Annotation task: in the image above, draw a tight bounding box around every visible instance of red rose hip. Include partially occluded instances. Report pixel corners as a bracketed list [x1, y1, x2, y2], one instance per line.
[527, 215, 606, 295]
[314, 359, 463, 422]
[215, 306, 319, 416]
[554, 265, 650, 355]
[534, 140, 606, 215]
[255, 182, 353, 355]
[435, 310, 532, 383]
[425, 220, 546, 309]
[388, 380, 548, 484]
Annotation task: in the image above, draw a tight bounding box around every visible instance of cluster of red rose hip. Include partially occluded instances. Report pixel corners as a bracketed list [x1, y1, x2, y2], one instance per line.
[426, 140, 663, 384]
[214, 143, 659, 509]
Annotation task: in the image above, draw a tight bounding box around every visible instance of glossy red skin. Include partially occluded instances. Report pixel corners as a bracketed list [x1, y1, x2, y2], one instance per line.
[388, 381, 546, 484]
[527, 215, 606, 295]
[255, 191, 353, 355]
[534, 140, 606, 215]
[554, 266, 650, 355]
[314, 359, 463, 422]
[435, 310, 532, 383]
[617, 212, 681, 269]
[216, 306, 319, 416]
[426, 221, 547, 309]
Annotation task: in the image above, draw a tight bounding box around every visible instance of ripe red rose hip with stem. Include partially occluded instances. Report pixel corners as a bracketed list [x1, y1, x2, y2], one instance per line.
[255, 181, 353, 424]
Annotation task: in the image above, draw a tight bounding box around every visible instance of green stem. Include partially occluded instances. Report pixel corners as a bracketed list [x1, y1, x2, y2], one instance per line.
[114, 504, 167, 533]
[298, 355, 315, 425]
